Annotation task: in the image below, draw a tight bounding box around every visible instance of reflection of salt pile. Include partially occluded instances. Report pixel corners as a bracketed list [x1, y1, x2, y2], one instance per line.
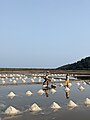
[50, 102, 61, 109]
[26, 91, 33, 96]
[67, 100, 77, 107]
[37, 89, 44, 95]
[84, 98, 90, 105]
[51, 89, 56, 94]
[7, 92, 16, 98]
[65, 87, 70, 92]
[5, 106, 20, 115]
[78, 86, 85, 91]
[30, 103, 42, 112]
[68, 83, 72, 87]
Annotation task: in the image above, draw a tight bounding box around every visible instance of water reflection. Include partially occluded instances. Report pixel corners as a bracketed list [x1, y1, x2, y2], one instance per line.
[44, 89, 49, 97]
[65, 90, 70, 99]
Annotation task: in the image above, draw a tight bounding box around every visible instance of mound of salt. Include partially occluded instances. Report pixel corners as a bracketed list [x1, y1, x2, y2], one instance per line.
[67, 100, 77, 107]
[37, 89, 44, 95]
[83, 82, 86, 85]
[51, 89, 56, 94]
[26, 91, 32, 96]
[31, 79, 34, 83]
[78, 86, 85, 91]
[2, 80, 5, 84]
[68, 83, 72, 87]
[5, 106, 20, 115]
[30, 103, 42, 112]
[50, 102, 61, 109]
[65, 87, 70, 92]
[76, 82, 80, 86]
[7, 92, 16, 97]
[84, 98, 90, 105]
[59, 83, 63, 87]
[22, 79, 26, 83]
[13, 80, 17, 84]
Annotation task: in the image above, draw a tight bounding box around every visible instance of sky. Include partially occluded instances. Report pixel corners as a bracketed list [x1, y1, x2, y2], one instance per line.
[0, 0, 90, 68]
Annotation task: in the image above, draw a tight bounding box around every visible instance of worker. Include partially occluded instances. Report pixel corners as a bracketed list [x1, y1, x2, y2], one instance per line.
[65, 73, 69, 87]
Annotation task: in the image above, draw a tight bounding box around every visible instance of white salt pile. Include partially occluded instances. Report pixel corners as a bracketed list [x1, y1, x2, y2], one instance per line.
[2, 80, 5, 84]
[84, 98, 90, 106]
[30, 103, 42, 112]
[76, 82, 80, 86]
[31, 79, 34, 83]
[68, 83, 72, 87]
[22, 79, 26, 83]
[38, 78, 41, 82]
[7, 92, 16, 98]
[37, 89, 44, 95]
[5, 106, 20, 115]
[26, 91, 33, 96]
[67, 100, 77, 108]
[13, 80, 17, 84]
[83, 82, 86, 85]
[50, 89, 56, 94]
[50, 102, 61, 109]
[78, 86, 85, 91]
[65, 87, 70, 92]
[59, 83, 63, 87]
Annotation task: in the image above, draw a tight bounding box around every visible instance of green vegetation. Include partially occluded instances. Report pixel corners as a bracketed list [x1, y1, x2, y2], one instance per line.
[57, 56, 90, 70]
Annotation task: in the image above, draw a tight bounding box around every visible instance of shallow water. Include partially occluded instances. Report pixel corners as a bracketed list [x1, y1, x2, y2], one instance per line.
[0, 80, 90, 120]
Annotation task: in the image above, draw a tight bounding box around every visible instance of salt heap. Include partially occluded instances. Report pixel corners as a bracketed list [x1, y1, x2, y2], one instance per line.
[22, 79, 26, 83]
[30, 103, 42, 112]
[13, 80, 17, 84]
[68, 83, 72, 87]
[5, 106, 20, 115]
[2, 80, 5, 84]
[76, 82, 80, 86]
[67, 100, 77, 108]
[31, 78, 34, 83]
[78, 86, 85, 91]
[83, 82, 86, 85]
[7, 92, 16, 98]
[84, 98, 90, 106]
[51, 89, 56, 94]
[65, 87, 70, 92]
[37, 89, 44, 95]
[59, 83, 63, 87]
[50, 102, 61, 109]
[26, 91, 33, 96]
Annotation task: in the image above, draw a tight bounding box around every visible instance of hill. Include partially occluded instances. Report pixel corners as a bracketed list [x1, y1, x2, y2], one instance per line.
[57, 56, 90, 70]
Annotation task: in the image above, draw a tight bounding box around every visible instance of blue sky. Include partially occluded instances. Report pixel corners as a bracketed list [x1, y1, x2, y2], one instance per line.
[0, 0, 90, 68]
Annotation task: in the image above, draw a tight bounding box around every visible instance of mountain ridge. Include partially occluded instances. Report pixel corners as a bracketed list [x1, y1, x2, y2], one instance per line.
[57, 56, 90, 70]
